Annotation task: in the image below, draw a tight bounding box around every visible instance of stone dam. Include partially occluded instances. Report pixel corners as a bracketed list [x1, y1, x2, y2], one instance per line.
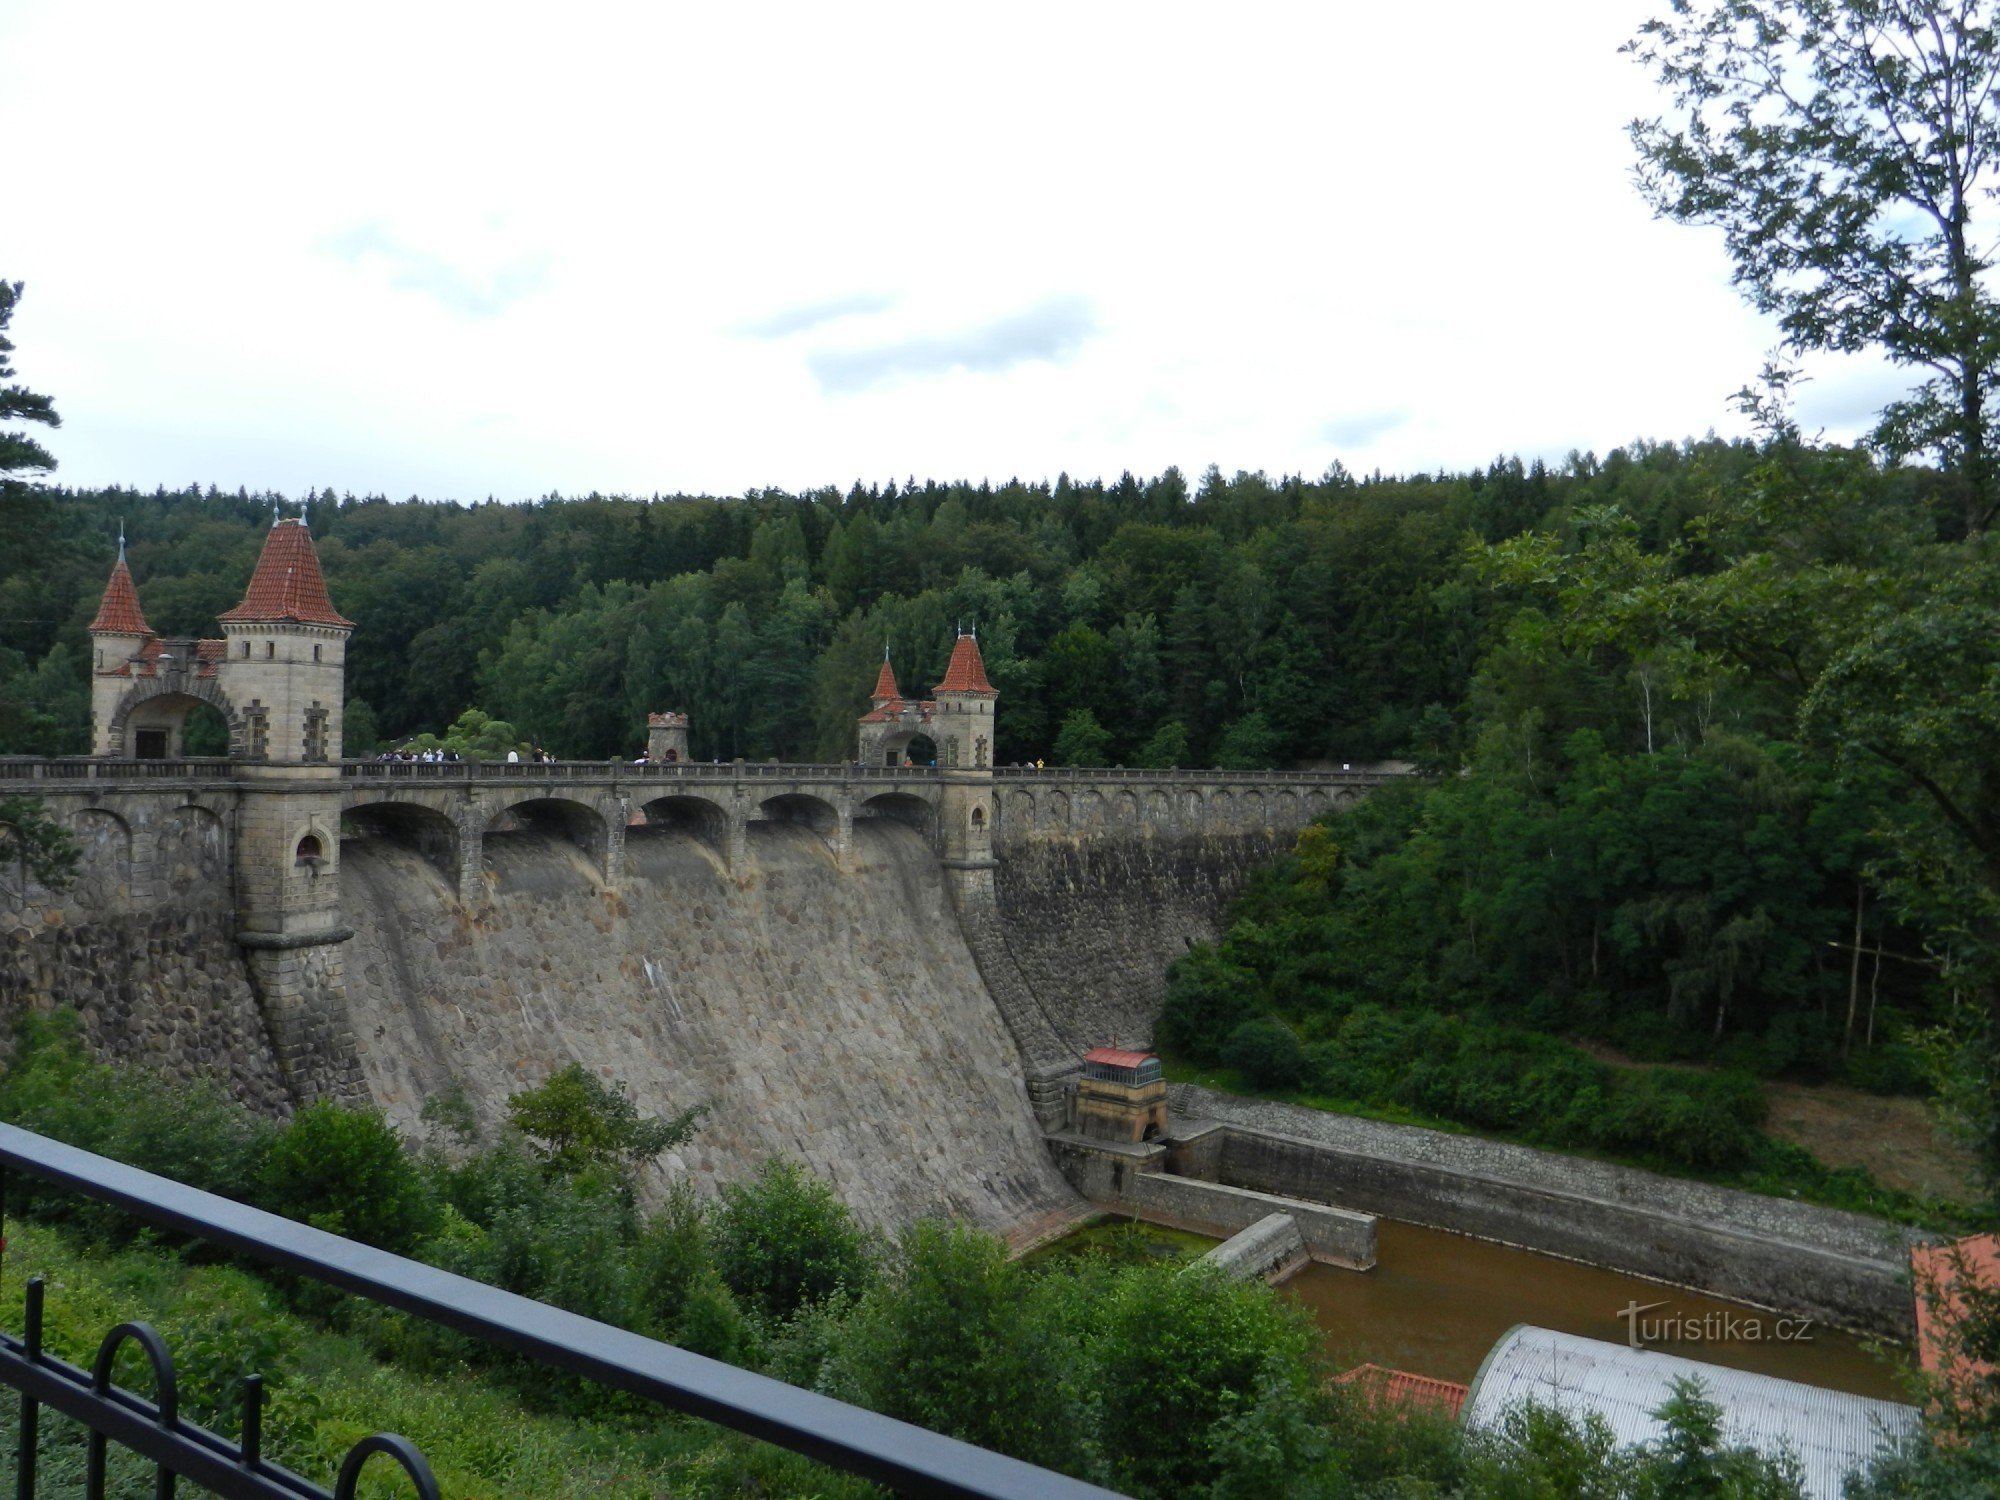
[1, 758, 1369, 1238]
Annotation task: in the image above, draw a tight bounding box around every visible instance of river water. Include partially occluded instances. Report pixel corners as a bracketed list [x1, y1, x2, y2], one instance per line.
[1282, 1219, 1905, 1400]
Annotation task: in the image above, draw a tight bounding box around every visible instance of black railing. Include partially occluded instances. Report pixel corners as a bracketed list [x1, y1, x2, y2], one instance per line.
[0, 1125, 1121, 1500]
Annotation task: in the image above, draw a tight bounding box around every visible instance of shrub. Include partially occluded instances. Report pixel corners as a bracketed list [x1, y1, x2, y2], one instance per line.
[830, 1222, 1082, 1471]
[0, 1010, 276, 1226]
[1088, 1262, 1324, 1498]
[505, 1062, 702, 1180]
[1221, 1019, 1307, 1090]
[710, 1158, 876, 1323]
[1157, 945, 1263, 1065]
[260, 1103, 435, 1253]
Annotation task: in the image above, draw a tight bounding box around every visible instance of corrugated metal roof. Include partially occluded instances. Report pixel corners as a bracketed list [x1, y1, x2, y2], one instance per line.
[1462, 1326, 1918, 1500]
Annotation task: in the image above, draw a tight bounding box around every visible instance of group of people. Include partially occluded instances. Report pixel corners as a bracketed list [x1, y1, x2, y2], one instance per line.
[373, 745, 557, 764]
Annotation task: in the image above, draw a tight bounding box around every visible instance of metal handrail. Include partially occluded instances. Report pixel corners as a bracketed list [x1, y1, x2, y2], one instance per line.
[0, 1125, 1121, 1500]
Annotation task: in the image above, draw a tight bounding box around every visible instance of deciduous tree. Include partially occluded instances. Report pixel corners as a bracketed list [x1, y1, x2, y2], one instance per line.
[1630, 1, 2000, 531]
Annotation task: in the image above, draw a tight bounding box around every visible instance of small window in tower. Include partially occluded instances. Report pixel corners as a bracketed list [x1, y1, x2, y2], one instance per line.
[266, 641, 275, 659]
[313, 644, 322, 662]
[971, 806, 986, 830]
[295, 833, 324, 867]
[241, 641, 250, 658]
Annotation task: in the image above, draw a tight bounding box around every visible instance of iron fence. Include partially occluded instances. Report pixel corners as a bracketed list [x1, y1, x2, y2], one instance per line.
[0, 1124, 1122, 1500]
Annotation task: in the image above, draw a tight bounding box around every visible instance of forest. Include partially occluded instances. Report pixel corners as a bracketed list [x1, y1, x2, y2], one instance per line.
[3, 438, 1997, 1190]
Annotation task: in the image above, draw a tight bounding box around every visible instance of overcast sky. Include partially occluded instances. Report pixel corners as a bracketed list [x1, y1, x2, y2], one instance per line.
[0, 1, 1911, 502]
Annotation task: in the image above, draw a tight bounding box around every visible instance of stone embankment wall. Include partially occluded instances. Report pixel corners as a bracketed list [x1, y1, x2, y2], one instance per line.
[989, 832, 1289, 1054]
[339, 817, 1079, 1233]
[0, 796, 291, 1114]
[1171, 1084, 1922, 1339]
[1200, 1213, 1309, 1284]
[1046, 1133, 1377, 1269]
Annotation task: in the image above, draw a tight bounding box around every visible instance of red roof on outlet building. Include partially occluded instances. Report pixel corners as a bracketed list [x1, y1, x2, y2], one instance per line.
[217, 520, 354, 628]
[1083, 1047, 1154, 1071]
[87, 559, 153, 636]
[933, 632, 995, 695]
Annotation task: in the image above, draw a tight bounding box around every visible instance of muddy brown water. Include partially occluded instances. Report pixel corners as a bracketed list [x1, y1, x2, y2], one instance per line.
[1282, 1219, 1906, 1401]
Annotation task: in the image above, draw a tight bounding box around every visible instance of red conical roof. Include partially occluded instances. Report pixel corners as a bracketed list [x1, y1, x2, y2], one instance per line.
[870, 655, 901, 702]
[933, 632, 995, 696]
[217, 520, 354, 628]
[87, 558, 153, 636]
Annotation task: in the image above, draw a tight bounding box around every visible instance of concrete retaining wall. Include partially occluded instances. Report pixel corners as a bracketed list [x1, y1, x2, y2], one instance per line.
[1046, 1133, 1377, 1269]
[1172, 1084, 1922, 1339]
[1201, 1213, 1308, 1283]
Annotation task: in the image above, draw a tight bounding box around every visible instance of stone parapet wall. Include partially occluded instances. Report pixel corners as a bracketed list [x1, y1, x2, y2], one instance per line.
[1172, 1085, 1922, 1339]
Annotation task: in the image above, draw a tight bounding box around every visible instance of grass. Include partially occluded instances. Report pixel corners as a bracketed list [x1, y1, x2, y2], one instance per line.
[0, 1218, 880, 1500]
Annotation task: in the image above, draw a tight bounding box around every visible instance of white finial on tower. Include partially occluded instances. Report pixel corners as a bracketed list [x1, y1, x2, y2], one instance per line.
[271, 497, 281, 527]
[117, 521, 126, 564]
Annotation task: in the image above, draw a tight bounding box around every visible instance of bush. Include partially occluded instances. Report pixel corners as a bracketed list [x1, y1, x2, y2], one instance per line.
[710, 1158, 876, 1323]
[0, 1011, 276, 1227]
[830, 1221, 1082, 1471]
[1157, 945, 1263, 1065]
[1221, 1019, 1307, 1089]
[1088, 1262, 1324, 1498]
[261, 1103, 436, 1253]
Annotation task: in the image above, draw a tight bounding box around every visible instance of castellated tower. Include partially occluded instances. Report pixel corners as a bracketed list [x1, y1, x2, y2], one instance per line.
[931, 630, 997, 869]
[85, 517, 365, 1104]
[216, 520, 363, 1103]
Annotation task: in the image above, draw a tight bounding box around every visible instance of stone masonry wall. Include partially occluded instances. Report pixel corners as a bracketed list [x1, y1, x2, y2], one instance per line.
[990, 832, 1289, 1052]
[0, 791, 291, 1114]
[0, 912, 291, 1115]
[338, 817, 1079, 1234]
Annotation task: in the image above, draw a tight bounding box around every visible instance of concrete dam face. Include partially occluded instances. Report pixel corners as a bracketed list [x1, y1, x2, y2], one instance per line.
[339, 815, 1077, 1233]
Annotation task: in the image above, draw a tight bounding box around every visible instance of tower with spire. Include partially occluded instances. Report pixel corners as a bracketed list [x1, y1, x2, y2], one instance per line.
[84, 515, 366, 1104]
[87, 516, 353, 763]
[855, 630, 998, 865]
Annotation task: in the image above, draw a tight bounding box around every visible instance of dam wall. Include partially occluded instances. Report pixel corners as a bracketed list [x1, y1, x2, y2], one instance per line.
[338, 817, 1078, 1233]
[0, 792, 291, 1113]
[989, 831, 1290, 1056]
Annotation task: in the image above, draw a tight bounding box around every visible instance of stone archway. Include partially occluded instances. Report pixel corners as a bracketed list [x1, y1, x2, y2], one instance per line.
[107, 676, 242, 759]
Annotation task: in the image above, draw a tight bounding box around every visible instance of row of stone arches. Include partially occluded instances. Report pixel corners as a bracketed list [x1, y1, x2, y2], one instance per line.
[998, 784, 1351, 836]
[53, 804, 230, 911]
[339, 787, 948, 891]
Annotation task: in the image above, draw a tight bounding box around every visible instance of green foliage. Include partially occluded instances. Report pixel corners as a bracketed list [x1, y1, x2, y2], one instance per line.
[1221, 1019, 1307, 1090]
[1629, 4, 2000, 532]
[1088, 1262, 1324, 1498]
[710, 1157, 877, 1323]
[828, 1221, 1082, 1472]
[0, 1011, 275, 1223]
[505, 1061, 702, 1180]
[260, 1102, 436, 1253]
[0, 278, 60, 479]
[1051, 706, 1113, 767]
